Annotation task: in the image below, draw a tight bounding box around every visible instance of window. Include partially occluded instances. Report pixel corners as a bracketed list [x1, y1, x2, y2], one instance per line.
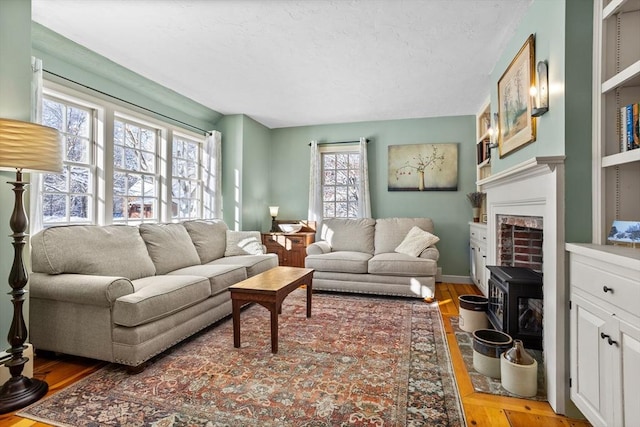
[38, 83, 215, 227]
[321, 149, 360, 218]
[112, 117, 159, 223]
[41, 96, 95, 225]
[172, 135, 202, 219]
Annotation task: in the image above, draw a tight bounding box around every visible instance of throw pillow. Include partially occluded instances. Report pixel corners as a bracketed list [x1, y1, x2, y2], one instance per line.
[395, 226, 440, 257]
[224, 231, 265, 256]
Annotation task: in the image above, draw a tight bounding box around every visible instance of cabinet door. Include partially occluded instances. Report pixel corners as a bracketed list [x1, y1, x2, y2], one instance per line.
[287, 236, 306, 268]
[469, 243, 479, 285]
[570, 293, 615, 427]
[477, 244, 487, 296]
[619, 319, 640, 427]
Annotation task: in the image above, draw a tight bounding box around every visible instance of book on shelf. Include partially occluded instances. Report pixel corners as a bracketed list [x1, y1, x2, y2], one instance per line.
[620, 103, 640, 152]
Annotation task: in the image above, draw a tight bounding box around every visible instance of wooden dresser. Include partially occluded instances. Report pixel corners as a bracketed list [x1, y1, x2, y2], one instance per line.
[261, 221, 316, 268]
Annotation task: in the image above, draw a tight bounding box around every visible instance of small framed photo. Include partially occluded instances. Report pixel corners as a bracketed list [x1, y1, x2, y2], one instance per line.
[481, 214, 488, 223]
[608, 220, 640, 248]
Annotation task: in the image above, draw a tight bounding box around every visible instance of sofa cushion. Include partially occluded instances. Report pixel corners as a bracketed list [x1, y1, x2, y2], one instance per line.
[182, 219, 228, 263]
[224, 231, 264, 256]
[319, 218, 376, 254]
[113, 275, 211, 327]
[374, 218, 435, 255]
[139, 223, 201, 275]
[31, 225, 156, 280]
[305, 251, 372, 274]
[210, 254, 278, 277]
[395, 226, 440, 257]
[168, 264, 247, 296]
[368, 253, 438, 276]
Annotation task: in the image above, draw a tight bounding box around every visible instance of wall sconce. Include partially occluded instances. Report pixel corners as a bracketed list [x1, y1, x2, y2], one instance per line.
[531, 61, 549, 117]
[488, 112, 499, 149]
[269, 206, 279, 232]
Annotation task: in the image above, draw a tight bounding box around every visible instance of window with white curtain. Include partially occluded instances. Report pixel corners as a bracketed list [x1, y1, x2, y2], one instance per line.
[40, 95, 96, 225]
[171, 134, 202, 219]
[321, 145, 361, 218]
[38, 83, 212, 227]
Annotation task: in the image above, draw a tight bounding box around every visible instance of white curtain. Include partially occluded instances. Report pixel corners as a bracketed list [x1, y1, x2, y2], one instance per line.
[203, 130, 222, 219]
[357, 137, 371, 218]
[307, 140, 322, 229]
[29, 57, 44, 234]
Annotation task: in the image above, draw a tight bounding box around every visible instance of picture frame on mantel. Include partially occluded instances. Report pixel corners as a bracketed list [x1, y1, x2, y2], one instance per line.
[497, 34, 536, 157]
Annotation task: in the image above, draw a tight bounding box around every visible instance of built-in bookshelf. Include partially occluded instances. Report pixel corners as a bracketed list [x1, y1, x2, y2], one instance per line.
[476, 100, 492, 184]
[593, 0, 640, 245]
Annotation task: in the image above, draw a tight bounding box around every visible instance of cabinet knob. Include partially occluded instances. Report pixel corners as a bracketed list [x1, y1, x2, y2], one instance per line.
[602, 286, 613, 294]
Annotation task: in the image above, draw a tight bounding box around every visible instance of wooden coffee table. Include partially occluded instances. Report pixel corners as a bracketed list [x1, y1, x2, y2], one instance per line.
[229, 266, 314, 353]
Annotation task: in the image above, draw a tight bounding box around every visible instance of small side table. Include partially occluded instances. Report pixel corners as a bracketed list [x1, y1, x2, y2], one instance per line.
[261, 232, 315, 268]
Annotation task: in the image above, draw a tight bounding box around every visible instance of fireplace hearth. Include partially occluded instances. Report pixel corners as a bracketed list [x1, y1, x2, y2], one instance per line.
[486, 266, 543, 350]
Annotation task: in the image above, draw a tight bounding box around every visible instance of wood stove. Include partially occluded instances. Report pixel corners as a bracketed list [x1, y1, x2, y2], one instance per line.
[486, 266, 543, 350]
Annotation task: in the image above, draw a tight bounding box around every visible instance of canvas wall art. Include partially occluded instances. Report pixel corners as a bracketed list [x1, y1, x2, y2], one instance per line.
[388, 143, 458, 191]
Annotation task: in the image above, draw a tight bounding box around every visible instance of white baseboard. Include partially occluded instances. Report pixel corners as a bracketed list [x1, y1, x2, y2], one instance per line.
[0, 343, 34, 384]
[439, 274, 473, 284]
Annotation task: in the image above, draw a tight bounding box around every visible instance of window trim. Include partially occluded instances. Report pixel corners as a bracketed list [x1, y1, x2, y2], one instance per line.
[41, 79, 208, 226]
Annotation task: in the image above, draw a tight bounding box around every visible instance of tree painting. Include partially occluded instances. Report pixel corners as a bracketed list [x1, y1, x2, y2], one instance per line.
[388, 143, 458, 191]
[608, 220, 640, 246]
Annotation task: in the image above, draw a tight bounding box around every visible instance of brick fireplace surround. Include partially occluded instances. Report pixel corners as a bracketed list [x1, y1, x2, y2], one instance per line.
[497, 215, 543, 271]
[479, 156, 570, 415]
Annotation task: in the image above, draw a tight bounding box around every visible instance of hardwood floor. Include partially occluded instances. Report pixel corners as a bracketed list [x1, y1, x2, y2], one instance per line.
[0, 282, 591, 427]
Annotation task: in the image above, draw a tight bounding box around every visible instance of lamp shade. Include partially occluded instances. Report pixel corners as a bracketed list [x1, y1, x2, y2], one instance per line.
[0, 118, 63, 173]
[269, 206, 279, 217]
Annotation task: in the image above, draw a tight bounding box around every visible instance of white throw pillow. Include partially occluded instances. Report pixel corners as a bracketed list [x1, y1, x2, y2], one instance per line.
[224, 231, 264, 256]
[395, 226, 440, 257]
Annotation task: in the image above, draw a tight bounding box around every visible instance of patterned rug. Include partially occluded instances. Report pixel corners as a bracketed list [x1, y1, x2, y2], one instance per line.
[19, 290, 465, 426]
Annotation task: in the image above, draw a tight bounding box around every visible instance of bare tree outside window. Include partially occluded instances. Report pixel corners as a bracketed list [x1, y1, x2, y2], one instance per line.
[322, 151, 360, 218]
[172, 135, 202, 219]
[113, 118, 158, 223]
[41, 97, 94, 225]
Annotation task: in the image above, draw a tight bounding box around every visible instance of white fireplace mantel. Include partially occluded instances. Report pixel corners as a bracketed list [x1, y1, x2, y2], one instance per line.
[478, 156, 566, 191]
[478, 155, 571, 415]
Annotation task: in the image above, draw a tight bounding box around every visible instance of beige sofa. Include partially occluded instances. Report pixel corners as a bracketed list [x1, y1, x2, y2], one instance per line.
[305, 218, 439, 299]
[28, 220, 277, 369]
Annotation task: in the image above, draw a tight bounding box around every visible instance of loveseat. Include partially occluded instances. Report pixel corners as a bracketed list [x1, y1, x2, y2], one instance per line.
[28, 220, 277, 369]
[305, 217, 439, 299]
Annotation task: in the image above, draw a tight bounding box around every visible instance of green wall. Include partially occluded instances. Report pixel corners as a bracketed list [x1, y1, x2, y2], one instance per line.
[487, 0, 592, 243]
[217, 114, 272, 231]
[269, 116, 477, 276]
[0, 0, 33, 349]
[31, 23, 222, 133]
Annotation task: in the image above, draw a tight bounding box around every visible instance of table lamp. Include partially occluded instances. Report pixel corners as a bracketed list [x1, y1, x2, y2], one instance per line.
[269, 206, 279, 232]
[0, 118, 62, 413]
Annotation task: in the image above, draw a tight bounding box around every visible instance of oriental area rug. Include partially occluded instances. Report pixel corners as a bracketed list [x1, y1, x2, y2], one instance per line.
[19, 290, 465, 426]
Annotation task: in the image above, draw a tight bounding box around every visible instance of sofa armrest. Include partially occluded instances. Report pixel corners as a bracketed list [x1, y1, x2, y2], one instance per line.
[306, 241, 331, 255]
[420, 247, 440, 261]
[29, 272, 134, 307]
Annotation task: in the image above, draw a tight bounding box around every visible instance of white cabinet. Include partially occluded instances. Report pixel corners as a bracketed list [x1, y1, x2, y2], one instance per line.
[592, 0, 640, 243]
[567, 244, 640, 427]
[469, 222, 488, 296]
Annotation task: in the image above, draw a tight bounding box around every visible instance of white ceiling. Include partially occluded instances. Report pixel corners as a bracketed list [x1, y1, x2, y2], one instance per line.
[32, 0, 532, 129]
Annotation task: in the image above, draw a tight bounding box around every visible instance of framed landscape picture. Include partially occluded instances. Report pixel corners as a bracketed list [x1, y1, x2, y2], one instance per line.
[388, 143, 458, 191]
[608, 220, 640, 247]
[498, 34, 536, 157]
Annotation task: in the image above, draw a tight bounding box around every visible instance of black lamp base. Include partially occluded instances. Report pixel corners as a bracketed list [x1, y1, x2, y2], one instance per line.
[270, 216, 279, 232]
[0, 375, 48, 414]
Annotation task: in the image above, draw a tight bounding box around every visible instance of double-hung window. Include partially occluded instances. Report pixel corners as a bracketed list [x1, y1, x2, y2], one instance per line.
[40, 96, 95, 225]
[112, 117, 159, 223]
[171, 134, 202, 219]
[321, 147, 361, 218]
